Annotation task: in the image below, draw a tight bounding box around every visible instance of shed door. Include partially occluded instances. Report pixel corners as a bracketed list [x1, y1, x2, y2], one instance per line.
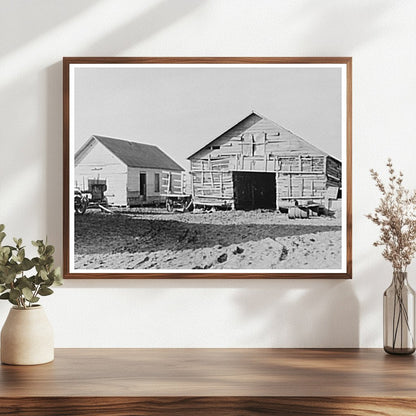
[140, 173, 147, 200]
[232, 171, 276, 210]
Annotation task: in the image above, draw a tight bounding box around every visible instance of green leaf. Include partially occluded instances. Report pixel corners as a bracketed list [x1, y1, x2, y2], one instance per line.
[0, 224, 4, 232]
[20, 258, 33, 271]
[32, 240, 43, 247]
[0, 247, 16, 265]
[39, 269, 48, 281]
[9, 288, 21, 301]
[22, 288, 39, 303]
[42, 276, 54, 287]
[38, 287, 53, 296]
[34, 274, 43, 285]
[17, 276, 35, 290]
[17, 248, 25, 263]
[36, 255, 54, 266]
[0, 232, 6, 244]
[4, 245, 17, 251]
[22, 287, 34, 301]
[13, 237, 22, 248]
[52, 267, 63, 285]
[45, 245, 55, 256]
[0, 291, 17, 306]
[2, 271, 17, 285]
[8, 297, 18, 306]
[0, 246, 10, 254]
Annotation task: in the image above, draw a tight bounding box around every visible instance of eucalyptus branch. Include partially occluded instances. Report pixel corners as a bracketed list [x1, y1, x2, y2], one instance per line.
[0, 225, 62, 309]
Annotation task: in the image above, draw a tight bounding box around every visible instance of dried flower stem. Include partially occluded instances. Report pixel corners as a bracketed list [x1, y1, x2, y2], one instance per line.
[366, 159, 416, 272]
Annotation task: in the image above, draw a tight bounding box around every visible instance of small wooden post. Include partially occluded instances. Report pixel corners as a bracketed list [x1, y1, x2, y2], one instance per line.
[220, 172, 223, 197]
[181, 172, 184, 194]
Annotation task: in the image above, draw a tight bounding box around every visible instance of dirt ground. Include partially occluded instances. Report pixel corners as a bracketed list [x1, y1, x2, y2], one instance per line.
[74, 208, 342, 271]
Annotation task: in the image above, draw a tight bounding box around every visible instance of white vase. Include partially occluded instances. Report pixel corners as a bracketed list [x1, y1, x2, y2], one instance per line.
[1, 305, 54, 365]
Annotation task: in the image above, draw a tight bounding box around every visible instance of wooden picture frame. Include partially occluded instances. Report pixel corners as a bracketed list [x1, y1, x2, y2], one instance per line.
[63, 57, 352, 279]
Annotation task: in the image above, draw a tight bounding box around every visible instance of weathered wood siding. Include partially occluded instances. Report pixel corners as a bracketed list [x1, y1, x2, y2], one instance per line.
[74, 139, 127, 206]
[189, 114, 342, 209]
[326, 156, 342, 187]
[277, 155, 327, 202]
[191, 114, 324, 166]
[160, 171, 187, 195]
[190, 158, 234, 207]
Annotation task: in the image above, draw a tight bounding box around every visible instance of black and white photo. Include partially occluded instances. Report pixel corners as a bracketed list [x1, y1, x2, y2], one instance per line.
[63, 58, 352, 278]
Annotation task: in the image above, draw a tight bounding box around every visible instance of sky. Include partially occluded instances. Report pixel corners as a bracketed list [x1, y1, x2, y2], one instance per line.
[74, 65, 343, 170]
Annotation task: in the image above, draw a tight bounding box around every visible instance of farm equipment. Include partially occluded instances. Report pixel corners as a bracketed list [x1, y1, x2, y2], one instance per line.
[74, 189, 88, 214]
[87, 179, 108, 208]
[165, 194, 193, 212]
[74, 179, 109, 214]
[161, 171, 194, 212]
[285, 186, 340, 219]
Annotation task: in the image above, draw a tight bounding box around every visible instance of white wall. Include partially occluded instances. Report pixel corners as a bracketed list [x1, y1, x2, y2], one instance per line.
[1, 0, 415, 347]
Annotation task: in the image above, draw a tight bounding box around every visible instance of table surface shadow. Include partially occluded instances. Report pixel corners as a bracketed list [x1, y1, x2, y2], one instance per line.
[1, 348, 415, 398]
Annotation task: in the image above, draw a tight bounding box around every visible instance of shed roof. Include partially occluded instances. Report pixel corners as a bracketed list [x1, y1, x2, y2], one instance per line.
[187, 111, 334, 161]
[76, 135, 184, 171]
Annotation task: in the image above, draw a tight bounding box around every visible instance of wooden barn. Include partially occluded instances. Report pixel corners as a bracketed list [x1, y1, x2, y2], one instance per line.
[188, 112, 342, 212]
[75, 135, 184, 207]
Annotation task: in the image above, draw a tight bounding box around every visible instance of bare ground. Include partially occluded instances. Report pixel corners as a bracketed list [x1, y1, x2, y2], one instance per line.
[74, 208, 342, 270]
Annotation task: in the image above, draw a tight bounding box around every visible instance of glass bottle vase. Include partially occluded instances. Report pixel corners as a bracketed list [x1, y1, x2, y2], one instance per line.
[383, 271, 416, 355]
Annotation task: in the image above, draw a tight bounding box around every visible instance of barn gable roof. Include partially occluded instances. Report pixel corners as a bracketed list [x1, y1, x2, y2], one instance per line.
[187, 111, 331, 160]
[76, 135, 184, 171]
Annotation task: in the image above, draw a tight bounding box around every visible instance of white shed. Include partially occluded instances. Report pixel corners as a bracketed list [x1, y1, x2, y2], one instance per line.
[75, 135, 184, 207]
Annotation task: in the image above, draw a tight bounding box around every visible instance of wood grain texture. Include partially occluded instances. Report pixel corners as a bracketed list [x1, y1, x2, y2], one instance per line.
[63, 57, 352, 279]
[1, 349, 415, 415]
[1, 397, 416, 416]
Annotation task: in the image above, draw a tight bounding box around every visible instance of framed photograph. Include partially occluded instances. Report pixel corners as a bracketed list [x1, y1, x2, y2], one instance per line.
[63, 57, 352, 279]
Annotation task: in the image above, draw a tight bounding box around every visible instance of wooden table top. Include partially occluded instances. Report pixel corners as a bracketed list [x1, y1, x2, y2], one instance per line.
[1, 348, 415, 398]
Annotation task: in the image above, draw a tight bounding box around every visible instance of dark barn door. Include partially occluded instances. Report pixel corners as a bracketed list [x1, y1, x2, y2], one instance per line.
[232, 172, 276, 210]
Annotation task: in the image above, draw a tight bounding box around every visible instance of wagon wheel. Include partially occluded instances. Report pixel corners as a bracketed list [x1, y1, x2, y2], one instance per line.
[178, 198, 193, 213]
[75, 198, 88, 215]
[185, 200, 194, 212]
[166, 199, 174, 212]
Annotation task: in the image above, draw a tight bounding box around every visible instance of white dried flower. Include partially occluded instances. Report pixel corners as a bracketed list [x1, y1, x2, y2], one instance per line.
[367, 159, 416, 272]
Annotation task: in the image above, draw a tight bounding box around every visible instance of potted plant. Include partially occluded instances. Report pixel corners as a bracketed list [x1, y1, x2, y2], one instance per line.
[367, 159, 416, 354]
[0, 224, 62, 365]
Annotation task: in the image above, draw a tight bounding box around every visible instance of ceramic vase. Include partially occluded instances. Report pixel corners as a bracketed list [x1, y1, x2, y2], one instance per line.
[1, 305, 54, 365]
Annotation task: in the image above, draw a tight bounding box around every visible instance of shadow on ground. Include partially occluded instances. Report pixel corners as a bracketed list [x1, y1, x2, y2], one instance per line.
[74, 211, 341, 255]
